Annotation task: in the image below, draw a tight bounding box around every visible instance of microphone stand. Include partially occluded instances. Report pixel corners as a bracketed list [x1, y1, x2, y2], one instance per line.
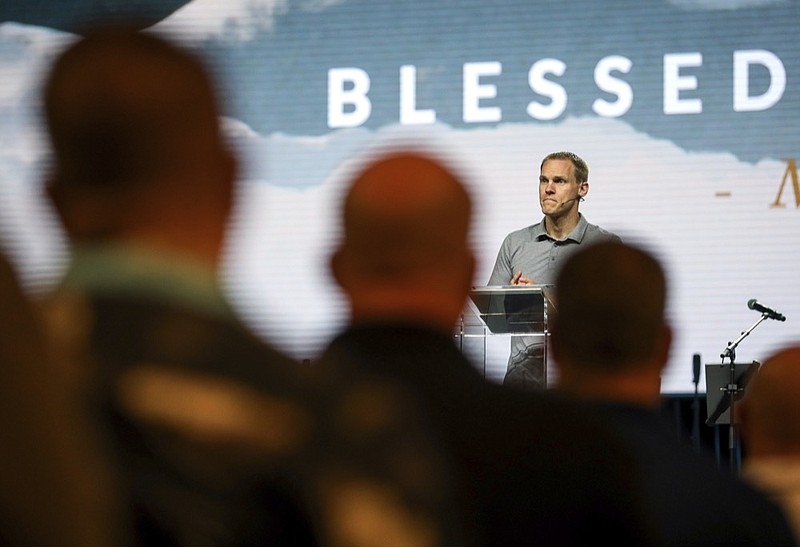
[715, 314, 769, 474]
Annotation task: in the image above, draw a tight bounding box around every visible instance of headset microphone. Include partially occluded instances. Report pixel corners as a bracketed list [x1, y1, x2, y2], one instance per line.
[560, 195, 583, 206]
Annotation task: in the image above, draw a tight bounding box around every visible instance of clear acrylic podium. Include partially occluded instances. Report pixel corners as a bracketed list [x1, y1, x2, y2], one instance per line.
[456, 285, 554, 386]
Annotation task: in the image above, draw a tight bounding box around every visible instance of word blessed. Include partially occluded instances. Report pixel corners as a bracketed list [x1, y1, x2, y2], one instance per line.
[327, 50, 787, 128]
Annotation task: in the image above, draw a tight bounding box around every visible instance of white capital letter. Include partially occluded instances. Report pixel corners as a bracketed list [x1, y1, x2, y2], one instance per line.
[593, 55, 633, 118]
[526, 58, 567, 121]
[663, 52, 703, 115]
[733, 49, 786, 112]
[400, 65, 436, 125]
[328, 67, 371, 128]
[463, 61, 502, 123]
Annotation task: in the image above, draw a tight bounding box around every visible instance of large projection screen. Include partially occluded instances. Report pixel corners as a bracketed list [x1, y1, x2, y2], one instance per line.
[1, 0, 798, 393]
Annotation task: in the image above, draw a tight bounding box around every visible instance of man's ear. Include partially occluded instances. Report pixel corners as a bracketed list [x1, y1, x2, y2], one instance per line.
[655, 324, 673, 373]
[45, 176, 121, 240]
[330, 247, 348, 289]
[44, 175, 66, 226]
[45, 176, 83, 239]
[462, 252, 476, 296]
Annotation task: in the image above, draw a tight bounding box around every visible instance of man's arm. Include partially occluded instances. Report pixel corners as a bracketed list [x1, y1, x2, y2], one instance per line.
[487, 236, 516, 285]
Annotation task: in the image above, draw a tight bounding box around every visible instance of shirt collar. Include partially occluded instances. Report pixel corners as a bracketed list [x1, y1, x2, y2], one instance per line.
[535, 213, 588, 243]
[57, 243, 235, 320]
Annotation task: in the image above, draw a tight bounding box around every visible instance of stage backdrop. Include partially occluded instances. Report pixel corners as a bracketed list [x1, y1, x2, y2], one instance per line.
[1, 0, 798, 393]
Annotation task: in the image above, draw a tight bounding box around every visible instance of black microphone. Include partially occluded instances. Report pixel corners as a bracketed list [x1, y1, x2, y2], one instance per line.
[692, 353, 701, 386]
[747, 299, 786, 321]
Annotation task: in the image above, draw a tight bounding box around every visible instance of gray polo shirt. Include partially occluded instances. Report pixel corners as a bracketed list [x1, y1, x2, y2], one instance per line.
[488, 214, 621, 286]
[486, 214, 621, 387]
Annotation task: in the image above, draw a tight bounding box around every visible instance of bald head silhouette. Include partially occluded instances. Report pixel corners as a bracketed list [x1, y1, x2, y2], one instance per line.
[552, 241, 672, 405]
[331, 151, 475, 332]
[43, 26, 235, 264]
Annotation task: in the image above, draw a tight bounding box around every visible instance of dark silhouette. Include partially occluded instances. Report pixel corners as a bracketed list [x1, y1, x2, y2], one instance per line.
[0, 251, 126, 547]
[40, 25, 316, 546]
[551, 240, 797, 546]
[738, 345, 800, 543]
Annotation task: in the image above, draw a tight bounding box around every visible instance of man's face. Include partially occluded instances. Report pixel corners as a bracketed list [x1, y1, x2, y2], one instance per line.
[538, 159, 585, 219]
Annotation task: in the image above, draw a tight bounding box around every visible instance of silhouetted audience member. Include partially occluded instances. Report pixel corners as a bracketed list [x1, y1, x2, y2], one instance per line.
[318, 150, 654, 546]
[551, 240, 797, 546]
[738, 345, 800, 543]
[0, 251, 126, 547]
[39, 24, 322, 546]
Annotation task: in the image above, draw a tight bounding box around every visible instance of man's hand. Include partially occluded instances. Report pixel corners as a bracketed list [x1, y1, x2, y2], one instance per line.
[511, 271, 535, 285]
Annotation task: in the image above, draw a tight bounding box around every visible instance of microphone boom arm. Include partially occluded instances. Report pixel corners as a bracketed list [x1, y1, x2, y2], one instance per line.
[720, 314, 769, 363]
